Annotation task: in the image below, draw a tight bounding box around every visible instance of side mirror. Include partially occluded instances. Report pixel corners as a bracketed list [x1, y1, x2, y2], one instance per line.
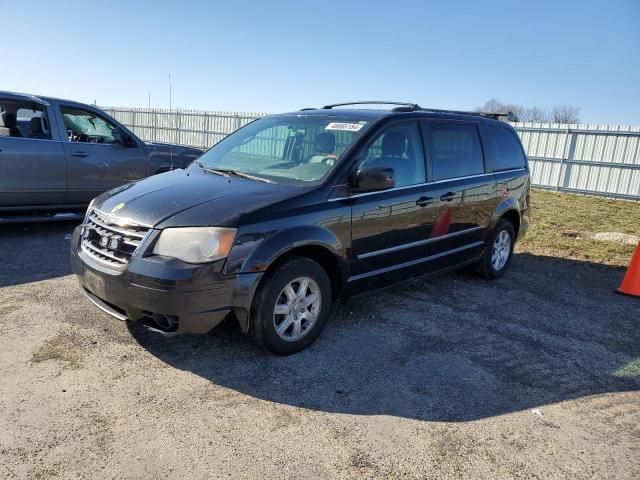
[122, 133, 136, 147]
[353, 166, 395, 192]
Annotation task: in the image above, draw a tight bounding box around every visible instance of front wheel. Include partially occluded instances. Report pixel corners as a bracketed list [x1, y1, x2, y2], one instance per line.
[477, 219, 516, 279]
[249, 256, 331, 355]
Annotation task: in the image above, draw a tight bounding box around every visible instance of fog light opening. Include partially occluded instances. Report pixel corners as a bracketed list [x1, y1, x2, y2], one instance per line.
[151, 313, 179, 332]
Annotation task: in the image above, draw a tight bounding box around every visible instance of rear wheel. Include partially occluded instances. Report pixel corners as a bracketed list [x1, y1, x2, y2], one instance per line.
[249, 256, 331, 355]
[477, 219, 516, 279]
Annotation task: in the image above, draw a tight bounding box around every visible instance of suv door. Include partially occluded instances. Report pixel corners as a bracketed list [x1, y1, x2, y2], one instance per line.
[59, 104, 148, 203]
[349, 121, 442, 280]
[0, 99, 67, 207]
[418, 119, 495, 265]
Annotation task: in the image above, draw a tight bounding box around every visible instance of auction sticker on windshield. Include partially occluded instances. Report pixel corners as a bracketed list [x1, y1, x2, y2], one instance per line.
[325, 122, 365, 132]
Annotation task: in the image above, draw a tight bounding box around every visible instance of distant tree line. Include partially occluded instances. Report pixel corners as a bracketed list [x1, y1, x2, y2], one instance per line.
[477, 99, 581, 123]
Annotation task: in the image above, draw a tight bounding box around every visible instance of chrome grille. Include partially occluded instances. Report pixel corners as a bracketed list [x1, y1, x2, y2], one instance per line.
[81, 209, 151, 266]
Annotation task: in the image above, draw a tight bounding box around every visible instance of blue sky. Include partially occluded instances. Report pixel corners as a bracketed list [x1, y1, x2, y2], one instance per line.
[3, 0, 639, 124]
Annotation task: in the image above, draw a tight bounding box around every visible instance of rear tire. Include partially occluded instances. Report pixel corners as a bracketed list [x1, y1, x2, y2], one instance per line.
[477, 219, 516, 279]
[249, 256, 331, 355]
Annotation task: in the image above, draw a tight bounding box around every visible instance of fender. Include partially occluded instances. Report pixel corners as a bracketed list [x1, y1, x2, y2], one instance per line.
[226, 224, 347, 275]
[491, 197, 516, 223]
[488, 197, 525, 242]
[226, 225, 348, 333]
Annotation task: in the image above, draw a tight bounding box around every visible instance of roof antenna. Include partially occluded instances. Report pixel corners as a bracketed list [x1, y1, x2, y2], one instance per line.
[169, 73, 173, 169]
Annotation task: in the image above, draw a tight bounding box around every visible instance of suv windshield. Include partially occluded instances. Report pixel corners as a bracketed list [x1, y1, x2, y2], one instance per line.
[195, 115, 371, 185]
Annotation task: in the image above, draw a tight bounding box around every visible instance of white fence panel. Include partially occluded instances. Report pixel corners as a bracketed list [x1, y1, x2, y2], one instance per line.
[101, 107, 640, 200]
[514, 122, 640, 199]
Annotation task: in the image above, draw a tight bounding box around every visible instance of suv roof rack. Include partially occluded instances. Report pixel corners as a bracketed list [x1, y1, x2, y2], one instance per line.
[420, 107, 516, 121]
[321, 101, 420, 110]
[316, 101, 516, 121]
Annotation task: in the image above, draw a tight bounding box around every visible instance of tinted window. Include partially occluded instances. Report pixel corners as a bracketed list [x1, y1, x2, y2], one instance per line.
[423, 122, 484, 181]
[482, 124, 527, 172]
[0, 99, 51, 140]
[358, 123, 425, 187]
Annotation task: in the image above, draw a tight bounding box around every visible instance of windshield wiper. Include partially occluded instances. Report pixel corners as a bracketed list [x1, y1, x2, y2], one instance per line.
[197, 164, 274, 183]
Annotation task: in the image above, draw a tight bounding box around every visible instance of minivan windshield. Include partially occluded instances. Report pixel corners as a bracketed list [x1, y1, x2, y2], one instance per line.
[194, 115, 371, 185]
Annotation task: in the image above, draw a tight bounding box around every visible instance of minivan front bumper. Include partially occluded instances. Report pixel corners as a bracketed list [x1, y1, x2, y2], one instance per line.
[70, 226, 262, 335]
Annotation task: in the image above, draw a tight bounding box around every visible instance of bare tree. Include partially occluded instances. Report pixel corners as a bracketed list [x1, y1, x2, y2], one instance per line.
[477, 99, 580, 123]
[551, 105, 581, 124]
[519, 106, 548, 122]
[478, 98, 505, 113]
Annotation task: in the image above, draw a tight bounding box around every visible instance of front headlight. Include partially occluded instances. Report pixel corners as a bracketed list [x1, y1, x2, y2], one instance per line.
[152, 227, 237, 264]
[84, 198, 96, 222]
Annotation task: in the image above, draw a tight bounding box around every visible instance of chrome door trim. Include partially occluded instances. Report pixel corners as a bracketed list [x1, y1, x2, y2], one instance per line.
[357, 226, 485, 260]
[348, 241, 485, 283]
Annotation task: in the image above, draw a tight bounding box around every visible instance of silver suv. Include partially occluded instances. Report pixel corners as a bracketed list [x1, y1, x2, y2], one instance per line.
[0, 91, 202, 223]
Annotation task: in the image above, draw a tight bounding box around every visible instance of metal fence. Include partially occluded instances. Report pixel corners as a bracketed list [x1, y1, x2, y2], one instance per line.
[101, 107, 640, 200]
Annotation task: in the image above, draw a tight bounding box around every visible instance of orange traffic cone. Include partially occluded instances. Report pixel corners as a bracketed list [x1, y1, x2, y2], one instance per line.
[616, 242, 640, 299]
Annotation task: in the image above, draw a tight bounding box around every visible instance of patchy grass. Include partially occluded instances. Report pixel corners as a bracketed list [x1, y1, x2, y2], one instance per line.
[516, 189, 640, 267]
[31, 333, 85, 368]
[614, 357, 640, 379]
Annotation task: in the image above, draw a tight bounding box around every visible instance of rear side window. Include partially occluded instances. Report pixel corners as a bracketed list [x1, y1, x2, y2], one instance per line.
[0, 99, 52, 140]
[422, 122, 484, 181]
[482, 124, 527, 172]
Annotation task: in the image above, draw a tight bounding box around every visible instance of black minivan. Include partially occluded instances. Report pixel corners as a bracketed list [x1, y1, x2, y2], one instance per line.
[71, 102, 530, 354]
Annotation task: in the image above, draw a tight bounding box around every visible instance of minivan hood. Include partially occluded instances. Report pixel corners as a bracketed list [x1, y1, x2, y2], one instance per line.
[92, 166, 300, 228]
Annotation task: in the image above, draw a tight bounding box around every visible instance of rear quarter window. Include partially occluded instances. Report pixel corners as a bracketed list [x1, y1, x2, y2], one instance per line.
[482, 123, 527, 172]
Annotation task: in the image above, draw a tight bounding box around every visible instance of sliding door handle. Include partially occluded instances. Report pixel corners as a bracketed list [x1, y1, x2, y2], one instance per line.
[70, 152, 88, 158]
[440, 192, 456, 201]
[416, 196, 434, 207]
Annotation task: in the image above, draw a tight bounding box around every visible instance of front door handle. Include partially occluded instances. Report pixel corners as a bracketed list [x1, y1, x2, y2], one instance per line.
[70, 152, 88, 158]
[440, 192, 456, 201]
[416, 196, 434, 207]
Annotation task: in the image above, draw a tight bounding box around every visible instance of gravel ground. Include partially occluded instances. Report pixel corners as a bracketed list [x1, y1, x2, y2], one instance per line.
[0, 222, 639, 479]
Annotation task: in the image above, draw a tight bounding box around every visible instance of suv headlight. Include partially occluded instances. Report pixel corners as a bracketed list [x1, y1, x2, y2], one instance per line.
[152, 227, 237, 264]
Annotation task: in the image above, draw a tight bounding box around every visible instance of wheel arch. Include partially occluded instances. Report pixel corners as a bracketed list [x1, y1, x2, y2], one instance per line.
[490, 199, 522, 239]
[499, 209, 521, 239]
[230, 225, 348, 332]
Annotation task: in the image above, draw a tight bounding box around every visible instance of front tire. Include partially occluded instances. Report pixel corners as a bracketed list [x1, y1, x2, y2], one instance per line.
[249, 256, 331, 355]
[478, 219, 516, 279]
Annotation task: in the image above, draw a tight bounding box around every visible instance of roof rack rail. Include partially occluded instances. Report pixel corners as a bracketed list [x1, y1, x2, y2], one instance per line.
[322, 101, 421, 110]
[420, 107, 516, 121]
[310, 102, 516, 121]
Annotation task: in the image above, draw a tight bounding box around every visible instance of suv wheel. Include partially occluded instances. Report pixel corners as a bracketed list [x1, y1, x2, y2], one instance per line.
[249, 256, 331, 355]
[478, 219, 516, 279]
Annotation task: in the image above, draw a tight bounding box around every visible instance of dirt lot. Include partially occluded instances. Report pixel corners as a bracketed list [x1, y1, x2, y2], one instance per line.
[1, 191, 639, 479]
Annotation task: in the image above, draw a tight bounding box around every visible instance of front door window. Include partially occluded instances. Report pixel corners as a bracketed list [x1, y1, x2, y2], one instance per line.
[358, 123, 426, 187]
[61, 107, 123, 144]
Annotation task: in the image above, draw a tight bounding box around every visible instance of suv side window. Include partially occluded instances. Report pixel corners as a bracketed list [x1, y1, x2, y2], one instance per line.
[422, 122, 484, 181]
[61, 106, 123, 144]
[358, 123, 425, 188]
[0, 100, 52, 140]
[482, 123, 527, 172]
